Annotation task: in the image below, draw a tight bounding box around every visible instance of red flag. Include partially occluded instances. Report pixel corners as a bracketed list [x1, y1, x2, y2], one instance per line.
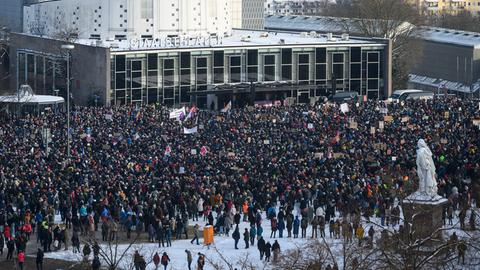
[190, 106, 198, 114]
[200, 146, 208, 156]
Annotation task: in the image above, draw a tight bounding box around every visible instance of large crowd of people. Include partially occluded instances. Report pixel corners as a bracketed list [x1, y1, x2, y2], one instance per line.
[0, 97, 479, 269]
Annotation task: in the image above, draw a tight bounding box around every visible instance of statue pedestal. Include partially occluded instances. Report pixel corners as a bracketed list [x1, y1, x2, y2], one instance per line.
[403, 192, 448, 241]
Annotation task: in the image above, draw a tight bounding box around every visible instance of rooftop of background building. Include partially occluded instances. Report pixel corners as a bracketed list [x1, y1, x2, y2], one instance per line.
[67, 29, 387, 52]
[265, 14, 413, 39]
[419, 27, 480, 49]
[266, 14, 480, 49]
[265, 14, 366, 35]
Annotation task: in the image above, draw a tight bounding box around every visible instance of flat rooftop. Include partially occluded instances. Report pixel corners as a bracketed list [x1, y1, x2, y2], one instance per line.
[265, 15, 413, 39]
[72, 30, 387, 52]
[419, 27, 480, 49]
[265, 14, 364, 34]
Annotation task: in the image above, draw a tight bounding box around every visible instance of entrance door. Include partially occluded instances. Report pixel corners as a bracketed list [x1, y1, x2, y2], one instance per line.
[297, 90, 310, 104]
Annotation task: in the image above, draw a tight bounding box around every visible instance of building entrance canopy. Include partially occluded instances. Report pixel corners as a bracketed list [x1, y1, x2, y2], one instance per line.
[0, 85, 64, 105]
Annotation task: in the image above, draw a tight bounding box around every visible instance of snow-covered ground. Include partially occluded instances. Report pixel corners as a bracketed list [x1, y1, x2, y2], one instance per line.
[44, 210, 348, 269]
[43, 206, 479, 270]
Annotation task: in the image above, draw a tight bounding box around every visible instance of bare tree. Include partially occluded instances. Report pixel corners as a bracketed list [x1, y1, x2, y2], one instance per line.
[206, 246, 266, 270]
[359, 202, 480, 270]
[353, 0, 424, 91]
[205, 246, 236, 270]
[51, 10, 80, 42]
[277, 241, 332, 270]
[122, 244, 156, 270]
[321, 0, 355, 18]
[322, 0, 424, 90]
[83, 233, 139, 270]
[27, 5, 47, 36]
[428, 11, 480, 33]
[277, 205, 480, 270]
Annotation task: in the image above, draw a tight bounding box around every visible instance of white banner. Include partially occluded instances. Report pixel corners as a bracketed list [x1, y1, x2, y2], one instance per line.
[340, 103, 349, 113]
[183, 126, 198, 134]
[169, 107, 186, 119]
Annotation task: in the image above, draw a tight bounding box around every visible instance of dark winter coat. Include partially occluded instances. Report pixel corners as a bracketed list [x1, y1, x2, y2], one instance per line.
[92, 256, 101, 270]
[286, 214, 293, 230]
[272, 241, 280, 252]
[257, 237, 266, 251]
[278, 219, 285, 231]
[243, 230, 250, 241]
[293, 218, 300, 234]
[232, 227, 240, 240]
[264, 242, 272, 257]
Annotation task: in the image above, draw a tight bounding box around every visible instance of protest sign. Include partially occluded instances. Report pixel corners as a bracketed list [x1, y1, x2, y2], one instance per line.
[169, 107, 185, 119]
[349, 121, 358, 129]
[383, 115, 393, 122]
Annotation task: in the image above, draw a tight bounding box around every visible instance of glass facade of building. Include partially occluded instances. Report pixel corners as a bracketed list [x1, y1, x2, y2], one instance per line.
[110, 45, 386, 107]
[16, 50, 67, 97]
[15, 44, 387, 107]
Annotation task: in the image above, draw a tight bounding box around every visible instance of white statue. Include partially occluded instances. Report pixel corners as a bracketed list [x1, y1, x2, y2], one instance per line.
[416, 139, 438, 197]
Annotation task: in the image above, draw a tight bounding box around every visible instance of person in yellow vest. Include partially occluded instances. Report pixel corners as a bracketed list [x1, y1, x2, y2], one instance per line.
[356, 224, 364, 247]
[41, 220, 49, 230]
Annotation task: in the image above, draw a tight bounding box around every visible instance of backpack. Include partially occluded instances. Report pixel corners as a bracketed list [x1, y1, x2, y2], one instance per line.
[161, 255, 168, 264]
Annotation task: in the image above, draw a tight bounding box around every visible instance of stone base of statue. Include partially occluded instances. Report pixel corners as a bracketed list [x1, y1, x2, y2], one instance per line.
[403, 192, 448, 241]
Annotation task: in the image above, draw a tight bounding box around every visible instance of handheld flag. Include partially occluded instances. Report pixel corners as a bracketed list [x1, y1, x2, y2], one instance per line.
[221, 101, 232, 113]
[200, 146, 208, 156]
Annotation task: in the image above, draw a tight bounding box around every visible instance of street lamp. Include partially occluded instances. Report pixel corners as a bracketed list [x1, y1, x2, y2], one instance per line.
[42, 122, 51, 156]
[61, 44, 74, 159]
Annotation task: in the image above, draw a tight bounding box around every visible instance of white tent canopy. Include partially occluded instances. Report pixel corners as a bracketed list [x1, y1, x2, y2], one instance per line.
[0, 85, 64, 105]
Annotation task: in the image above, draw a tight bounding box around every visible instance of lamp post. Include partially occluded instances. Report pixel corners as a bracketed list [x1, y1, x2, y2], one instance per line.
[61, 44, 74, 159]
[42, 122, 51, 156]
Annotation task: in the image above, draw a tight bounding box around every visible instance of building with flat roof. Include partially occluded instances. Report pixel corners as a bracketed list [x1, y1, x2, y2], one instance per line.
[9, 2, 392, 107]
[409, 27, 480, 93]
[266, 14, 480, 94]
[10, 30, 392, 107]
[265, 15, 413, 39]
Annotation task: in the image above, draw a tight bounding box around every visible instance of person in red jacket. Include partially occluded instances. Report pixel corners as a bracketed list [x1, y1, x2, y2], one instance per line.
[4, 226, 11, 240]
[18, 251, 25, 270]
[161, 252, 170, 270]
[153, 252, 160, 269]
[23, 223, 32, 240]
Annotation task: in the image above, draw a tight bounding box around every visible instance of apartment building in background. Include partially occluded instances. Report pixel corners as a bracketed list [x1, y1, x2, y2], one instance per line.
[231, 0, 265, 30]
[411, 0, 480, 16]
[265, 0, 328, 16]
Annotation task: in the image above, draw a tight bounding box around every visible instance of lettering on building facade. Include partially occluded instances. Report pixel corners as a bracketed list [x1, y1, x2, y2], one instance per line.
[130, 36, 223, 49]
